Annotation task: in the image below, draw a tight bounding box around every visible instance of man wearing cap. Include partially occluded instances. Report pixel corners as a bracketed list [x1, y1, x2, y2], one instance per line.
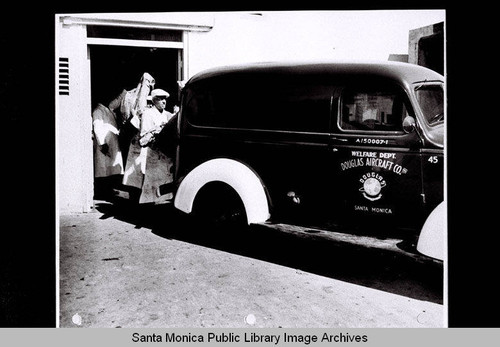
[139, 89, 175, 143]
[137, 88, 178, 204]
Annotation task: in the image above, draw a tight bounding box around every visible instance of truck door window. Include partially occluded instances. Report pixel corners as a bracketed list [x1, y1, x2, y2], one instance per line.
[340, 87, 408, 133]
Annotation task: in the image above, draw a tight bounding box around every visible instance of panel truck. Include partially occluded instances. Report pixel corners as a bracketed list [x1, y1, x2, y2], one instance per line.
[159, 61, 444, 261]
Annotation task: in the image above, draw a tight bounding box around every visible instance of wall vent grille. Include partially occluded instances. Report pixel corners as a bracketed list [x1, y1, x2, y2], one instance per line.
[58, 57, 69, 95]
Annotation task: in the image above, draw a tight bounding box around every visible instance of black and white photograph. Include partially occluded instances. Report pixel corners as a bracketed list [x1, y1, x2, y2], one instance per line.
[52, 10, 450, 330]
[52, 10, 449, 329]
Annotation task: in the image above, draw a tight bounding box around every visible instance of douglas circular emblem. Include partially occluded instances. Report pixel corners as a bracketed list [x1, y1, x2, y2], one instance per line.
[359, 172, 386, 201]
[363, 178, 381, 197]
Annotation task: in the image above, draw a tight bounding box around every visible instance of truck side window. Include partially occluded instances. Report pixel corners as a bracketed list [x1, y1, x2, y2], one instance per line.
[184, 88, 215, 124]
[185, 76, 333, 134]
[340, 87, 407, 132]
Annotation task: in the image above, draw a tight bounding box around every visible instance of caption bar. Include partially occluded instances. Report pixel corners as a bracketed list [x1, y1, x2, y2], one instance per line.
[131, 331, 368, 344]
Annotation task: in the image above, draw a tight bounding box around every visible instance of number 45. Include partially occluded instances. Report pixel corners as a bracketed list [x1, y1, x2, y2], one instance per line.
[428, 156, 439, 164]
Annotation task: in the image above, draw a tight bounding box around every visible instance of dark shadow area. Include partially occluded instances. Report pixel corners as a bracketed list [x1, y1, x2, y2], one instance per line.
[89, 45, 180, 111]
[94, 200, 443, 305]
[2, 12, 56, 327]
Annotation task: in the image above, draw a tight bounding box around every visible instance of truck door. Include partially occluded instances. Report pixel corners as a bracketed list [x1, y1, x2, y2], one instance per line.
[329, 81, 424, 233]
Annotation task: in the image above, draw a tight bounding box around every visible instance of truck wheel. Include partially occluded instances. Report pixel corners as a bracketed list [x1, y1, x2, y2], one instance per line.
[192, 181, 248, 232]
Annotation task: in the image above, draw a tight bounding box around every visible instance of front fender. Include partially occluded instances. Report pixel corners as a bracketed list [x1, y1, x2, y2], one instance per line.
[416, 201, 446, 261]
[174, 158, 270, 224]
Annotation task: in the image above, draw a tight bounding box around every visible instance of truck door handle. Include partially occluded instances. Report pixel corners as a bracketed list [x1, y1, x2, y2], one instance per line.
[331, 148, 339, 152]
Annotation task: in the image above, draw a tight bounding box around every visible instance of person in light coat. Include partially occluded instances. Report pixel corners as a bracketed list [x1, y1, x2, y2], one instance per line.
[138, 88, 178, 204]
[121, 73, 155, 190]
[92, 102, 124, 198]
[92, 103, 124, 177]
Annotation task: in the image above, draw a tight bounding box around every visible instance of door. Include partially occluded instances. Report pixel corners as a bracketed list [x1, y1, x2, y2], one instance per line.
[328, 81, 424, 234]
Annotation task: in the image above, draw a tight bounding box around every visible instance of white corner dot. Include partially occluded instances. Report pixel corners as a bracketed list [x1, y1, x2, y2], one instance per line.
[72, 313, 82, 326]
[245, 314, 256, 325]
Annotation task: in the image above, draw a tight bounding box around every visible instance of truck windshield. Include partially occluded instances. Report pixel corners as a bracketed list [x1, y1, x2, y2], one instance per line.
[415, 84, 444, 125]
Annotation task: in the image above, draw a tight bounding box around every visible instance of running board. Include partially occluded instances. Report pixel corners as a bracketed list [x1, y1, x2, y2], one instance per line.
[251, 222, 442, 265]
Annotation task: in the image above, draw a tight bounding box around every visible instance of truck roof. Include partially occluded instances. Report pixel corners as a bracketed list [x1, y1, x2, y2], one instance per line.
[186, 60, 444, 87]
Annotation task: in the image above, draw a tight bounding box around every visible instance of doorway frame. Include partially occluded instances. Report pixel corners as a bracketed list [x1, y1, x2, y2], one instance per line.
[57, 13, 212, 214]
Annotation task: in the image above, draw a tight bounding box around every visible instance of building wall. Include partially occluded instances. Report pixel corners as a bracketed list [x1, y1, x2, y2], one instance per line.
[186, 12, 446, 77]
[56, 20, 94, 214]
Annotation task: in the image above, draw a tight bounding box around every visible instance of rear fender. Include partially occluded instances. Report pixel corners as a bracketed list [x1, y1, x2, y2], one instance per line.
[174, 158, 270, 224]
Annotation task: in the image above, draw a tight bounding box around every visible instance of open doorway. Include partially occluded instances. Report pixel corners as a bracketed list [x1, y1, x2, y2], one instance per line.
[89, 45, 181, 201]
[90, 45, 180, 112]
